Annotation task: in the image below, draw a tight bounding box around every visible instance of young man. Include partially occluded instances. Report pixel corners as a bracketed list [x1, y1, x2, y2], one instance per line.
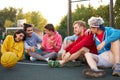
[1, 30, 26, 61]
[27, 23, 62, 61]
[48, 20, 98, 67]
[23, 23, 42, 60]
[60, 22, 81, 59]
[83, 17, 120, 78]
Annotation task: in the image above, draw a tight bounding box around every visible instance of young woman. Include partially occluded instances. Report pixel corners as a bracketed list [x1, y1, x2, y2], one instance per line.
[1, 29, 26, 61]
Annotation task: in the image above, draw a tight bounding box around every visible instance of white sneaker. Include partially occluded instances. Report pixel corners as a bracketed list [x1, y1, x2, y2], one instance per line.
[30, 57, 36, 61]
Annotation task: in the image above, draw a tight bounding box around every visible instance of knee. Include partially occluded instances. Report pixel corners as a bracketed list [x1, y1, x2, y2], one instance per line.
[111, 40, 120, 51]
[84, 52, 91, 58]
[67, 40, 73, 44]
[111, 40, 120, 47]
[80, 47, 90, 54]
[51, 52, 57, 57]
[69, 56, 74, 61]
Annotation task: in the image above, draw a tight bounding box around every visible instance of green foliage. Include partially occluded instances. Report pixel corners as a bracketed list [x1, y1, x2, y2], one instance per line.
[0, 7, 17, 28]
[72, 4, 96, 28]
[24, 11, 47, 30]
[16, 10, 47, 30]
[4, 20, 14, 27]
[57, 16, 68, 39]
[0, 7, 47, 31]
[114, 0, 120, 29]
[96, 5, 109, 26]
[16, 8, 25, 20]
[57, 3, 117, 39]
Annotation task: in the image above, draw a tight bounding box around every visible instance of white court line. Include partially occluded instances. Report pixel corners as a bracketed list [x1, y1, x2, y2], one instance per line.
[17, 62, 48, 66]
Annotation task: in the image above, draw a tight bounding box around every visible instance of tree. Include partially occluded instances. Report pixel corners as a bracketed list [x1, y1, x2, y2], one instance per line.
[96, 5, 109, 26]
[57, 4, 110, 38]
[114, 0, 120, 29]
[25, 11, 47, 30]
[0, 7, 17, 28]
[16, 8, 25, 20]
[24, 12, 31, 24]
[4, 20, 14, 28]
[57, 16, 68, 39]
[72, 4, 96, 27]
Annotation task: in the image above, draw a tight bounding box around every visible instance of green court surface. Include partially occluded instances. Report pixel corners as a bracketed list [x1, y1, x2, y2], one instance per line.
[0, 60, 120, 80]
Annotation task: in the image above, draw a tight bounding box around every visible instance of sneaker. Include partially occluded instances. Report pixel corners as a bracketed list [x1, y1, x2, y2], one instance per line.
[30, 57, 36, 61]
[45, 57, 49, 62]
[112, 63, 120, 76]
[48, 60, 60, 68]
[82, 68, 105, 78]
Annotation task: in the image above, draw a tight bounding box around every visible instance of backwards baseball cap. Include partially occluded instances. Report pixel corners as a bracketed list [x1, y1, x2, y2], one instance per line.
[88, 17, 104, 27]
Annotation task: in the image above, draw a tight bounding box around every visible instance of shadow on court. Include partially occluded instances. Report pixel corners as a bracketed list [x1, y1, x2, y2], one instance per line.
[0, 60, 120, 80]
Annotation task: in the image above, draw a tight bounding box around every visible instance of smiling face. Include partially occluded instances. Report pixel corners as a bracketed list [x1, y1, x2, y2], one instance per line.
[73, 24, 84, 36]
[44, 29, 53, 36]
[26, 27, 33, 37]
[89, 26, 99, 34]
[73, 20, 86, 36]
[15, 33, 25, 42]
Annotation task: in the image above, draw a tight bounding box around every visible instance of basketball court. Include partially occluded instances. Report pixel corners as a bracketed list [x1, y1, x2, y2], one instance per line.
[0, 60, 120, 80]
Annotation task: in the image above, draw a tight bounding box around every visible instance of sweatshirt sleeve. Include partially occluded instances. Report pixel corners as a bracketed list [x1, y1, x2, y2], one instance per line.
[24, 41, 30, 49]
[55, 35, 62, 52]
[35, 33, 42, 43]
[41, 35, 46, 48]
[104, 27, 120, 45]
[67, 34, 95, 54]
[1, 36, 9, 54]
[16, 42, 24, 61]
[65, 36, 83, 52]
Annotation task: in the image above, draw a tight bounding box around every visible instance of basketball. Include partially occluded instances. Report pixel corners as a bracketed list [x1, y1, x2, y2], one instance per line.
[1, 52, 17, 68]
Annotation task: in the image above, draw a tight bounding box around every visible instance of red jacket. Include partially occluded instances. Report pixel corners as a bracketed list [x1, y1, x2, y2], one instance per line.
[65, 33, 98, 55]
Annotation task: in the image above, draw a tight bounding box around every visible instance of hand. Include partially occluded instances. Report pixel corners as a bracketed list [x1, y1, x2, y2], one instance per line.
[30, 46, 36, 52]
[62, 50, 66, 59]
[40, 46, 44, 50]
[85, 29, 92, 35]
[64, 52, 70, 62]
[97, 41, 105, 50]
[25, 49, 29, 53]
[48, 39, 54, 46]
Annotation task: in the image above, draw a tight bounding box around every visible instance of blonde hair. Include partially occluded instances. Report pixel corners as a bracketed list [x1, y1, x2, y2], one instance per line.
[73, 20, 86, 27]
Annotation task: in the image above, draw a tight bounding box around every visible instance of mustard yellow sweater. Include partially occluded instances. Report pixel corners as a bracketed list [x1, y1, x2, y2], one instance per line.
[1, 35, 24, 61]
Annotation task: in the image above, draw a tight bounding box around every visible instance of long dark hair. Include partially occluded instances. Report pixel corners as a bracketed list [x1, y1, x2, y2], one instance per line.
[14, 29, 26, 40]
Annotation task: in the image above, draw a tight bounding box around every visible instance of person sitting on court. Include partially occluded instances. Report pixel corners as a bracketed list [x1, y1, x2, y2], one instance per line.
[48, 20, 98, 67]
[1, 29, 26, 61]
[59, 23, 80, 60]
[83, 16, 120, 78]
[23, 23, 42, 61]
[27, 23, 62, 62]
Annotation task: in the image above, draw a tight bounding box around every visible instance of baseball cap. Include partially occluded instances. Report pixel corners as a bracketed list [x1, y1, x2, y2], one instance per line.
[88, 17, 104, 27]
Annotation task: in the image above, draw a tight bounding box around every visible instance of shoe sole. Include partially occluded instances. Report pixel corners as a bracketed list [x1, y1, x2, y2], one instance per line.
[83, 68, 105, 78]
[112, 72, 120, 77]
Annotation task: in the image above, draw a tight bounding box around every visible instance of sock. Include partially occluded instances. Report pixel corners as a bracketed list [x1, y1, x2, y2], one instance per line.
[45, 57, 49, 62]
[59, 60, 64, 65]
